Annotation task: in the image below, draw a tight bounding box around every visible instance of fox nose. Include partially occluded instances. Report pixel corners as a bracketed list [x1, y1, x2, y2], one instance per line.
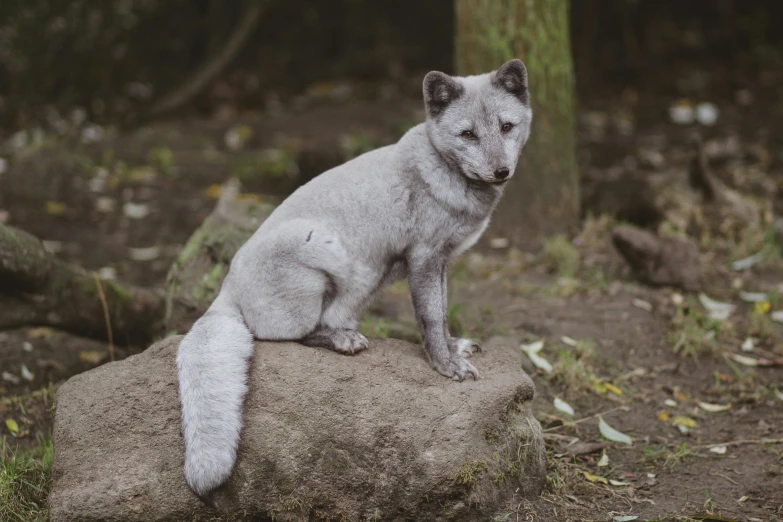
[494, 167, 510, 180]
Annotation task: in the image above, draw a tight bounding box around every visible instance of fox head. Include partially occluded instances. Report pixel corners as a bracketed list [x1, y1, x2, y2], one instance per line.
[423, 59, 532, 185]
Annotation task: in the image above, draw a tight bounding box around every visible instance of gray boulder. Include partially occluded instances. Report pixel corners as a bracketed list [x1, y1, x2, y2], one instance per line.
[49, 336, 546, 521]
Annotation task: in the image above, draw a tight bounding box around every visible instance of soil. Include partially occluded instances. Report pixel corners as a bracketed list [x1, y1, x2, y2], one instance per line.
[1, 65, 782, 521]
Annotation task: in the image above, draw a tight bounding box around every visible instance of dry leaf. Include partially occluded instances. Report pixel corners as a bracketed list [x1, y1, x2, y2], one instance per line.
[603, 382, 623, 396]
[698, 293, 735, 321]
[657, 411, 670, 422]
[560, 336, 579, 347]
[597, 451, 609, 467]
[123, 202, 151, 219]
[79, 351, 106, 365]
[95, 197, 116, 213]
[730, 252, 763, 270]
[709, 445, 727, 454]
[599, 417, 633, 445]
[698, 402, 731, 413]
[739, 291, 767, 303]
[489, 238, 509, 249]
[672, 416, 698, 429]
[28, 327, 55, 339]
[128, 246, 161, 261]
[225, 125, 253, 150]
[632, 299, 652, 312]
[45, 201, 67, 216]
[554, 398, 574, 416]
[5, 418, 19, 433]
[610, 479, 632, 487]
[520, 341, 552, 374]
[204, 185, 222, 199]
[235, 193, 262, 203]
[754, 301, 771, 315]
[583, 471, 608, 484]
[2, 371, 20, 384]
[730, 353, 758, 366]
[20, 365, 33, 381]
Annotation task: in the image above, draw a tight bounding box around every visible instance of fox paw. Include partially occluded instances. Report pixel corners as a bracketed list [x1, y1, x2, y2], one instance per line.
[331, 329, 369, 354]
[433, 354, 479, 381]
[448, 337, 482, 357]
[302, 328, 368, 355]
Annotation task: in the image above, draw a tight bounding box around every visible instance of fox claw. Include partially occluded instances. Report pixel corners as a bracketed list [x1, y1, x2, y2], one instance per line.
[435, 354, 480, 381]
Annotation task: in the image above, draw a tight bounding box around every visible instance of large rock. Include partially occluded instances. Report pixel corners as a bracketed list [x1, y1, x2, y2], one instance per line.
[612, 224, 702, 291]
[49, 336, 546, 522]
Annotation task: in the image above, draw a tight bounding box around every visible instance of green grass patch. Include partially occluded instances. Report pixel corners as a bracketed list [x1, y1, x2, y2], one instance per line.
[1, 434, 53, 522]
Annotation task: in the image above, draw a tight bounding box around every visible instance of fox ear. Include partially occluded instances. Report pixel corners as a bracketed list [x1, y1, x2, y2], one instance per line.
[493, 59, 529, 105]
[423, 71, 463, 118]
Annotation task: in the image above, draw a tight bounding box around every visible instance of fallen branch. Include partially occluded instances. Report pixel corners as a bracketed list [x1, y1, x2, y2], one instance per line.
[696, 438, 783, 450]
[148, 0, 267, 117]
[0, 224, 164, 345]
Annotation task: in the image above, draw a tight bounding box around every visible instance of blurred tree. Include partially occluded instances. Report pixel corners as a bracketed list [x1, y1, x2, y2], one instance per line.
[455, 0, 578, 250]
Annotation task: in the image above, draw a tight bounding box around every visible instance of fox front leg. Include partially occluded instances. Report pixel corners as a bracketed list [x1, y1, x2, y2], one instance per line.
[440, 269, 482, 358]
[408, 253, 478, 381]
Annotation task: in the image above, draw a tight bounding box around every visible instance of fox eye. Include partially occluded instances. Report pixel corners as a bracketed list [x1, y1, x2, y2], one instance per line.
[460, 130, 476, 139]
[501, 122, 514, 133]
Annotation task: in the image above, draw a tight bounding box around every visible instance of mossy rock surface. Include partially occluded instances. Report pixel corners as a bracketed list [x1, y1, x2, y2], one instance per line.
[49, 337, 545, 521]
[164, 194, 275, 333]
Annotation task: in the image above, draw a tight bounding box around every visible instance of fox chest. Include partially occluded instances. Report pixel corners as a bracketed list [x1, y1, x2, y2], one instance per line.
[449, 218, 490, 259]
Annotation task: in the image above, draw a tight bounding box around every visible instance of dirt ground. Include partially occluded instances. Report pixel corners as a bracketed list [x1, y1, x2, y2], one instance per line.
[1, 66, 782, 521]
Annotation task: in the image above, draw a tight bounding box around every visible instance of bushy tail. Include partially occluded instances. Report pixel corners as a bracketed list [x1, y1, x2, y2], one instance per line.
[176, 304, 254, 498]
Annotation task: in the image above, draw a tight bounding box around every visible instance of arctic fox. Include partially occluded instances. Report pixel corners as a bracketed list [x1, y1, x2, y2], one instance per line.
[176, 59, 533, 499]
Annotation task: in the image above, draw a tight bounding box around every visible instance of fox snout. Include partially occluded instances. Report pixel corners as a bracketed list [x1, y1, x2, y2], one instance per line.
[493, 167, 510, 181]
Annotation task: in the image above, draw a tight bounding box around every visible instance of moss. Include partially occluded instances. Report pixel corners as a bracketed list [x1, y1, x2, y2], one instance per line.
[452, 459, 489, 489]
[490, 470, 507, 487]
[177, 226, 208, 265]
[283, 496, 304, 512]
[193, 264, 226, 301]
[485, 429, 502, 446]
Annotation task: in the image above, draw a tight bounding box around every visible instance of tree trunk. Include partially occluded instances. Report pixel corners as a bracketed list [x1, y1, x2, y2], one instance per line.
[0, 224, 165, 346]
[455, 0, 579, 250]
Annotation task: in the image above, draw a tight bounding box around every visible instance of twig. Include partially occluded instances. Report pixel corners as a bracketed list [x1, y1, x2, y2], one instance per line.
[93, 273, 114, 361]
[696, 438, 783, 450]
[710, 472, 739, 486]
[543, 406, 629, 433]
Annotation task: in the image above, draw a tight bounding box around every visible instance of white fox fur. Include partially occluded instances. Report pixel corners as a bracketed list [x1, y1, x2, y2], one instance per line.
[176, 59, 532, 498]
